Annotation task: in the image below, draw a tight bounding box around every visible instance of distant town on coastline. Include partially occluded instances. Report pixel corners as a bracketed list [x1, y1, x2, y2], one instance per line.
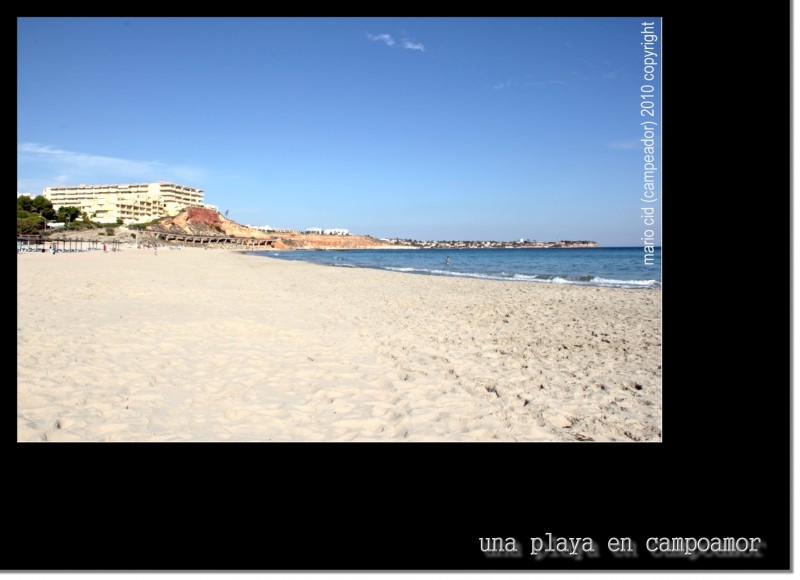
[378, 239, 599, 249]
[17, 182, 598, 249]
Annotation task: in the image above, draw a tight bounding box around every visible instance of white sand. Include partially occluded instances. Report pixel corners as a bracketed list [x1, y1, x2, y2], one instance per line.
[17, 246, 661, 441]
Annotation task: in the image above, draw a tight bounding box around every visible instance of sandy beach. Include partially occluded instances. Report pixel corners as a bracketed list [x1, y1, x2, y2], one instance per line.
[17, 246, 661, 442]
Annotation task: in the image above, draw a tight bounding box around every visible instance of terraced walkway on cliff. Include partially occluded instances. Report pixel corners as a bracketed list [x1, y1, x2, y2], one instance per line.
[144, 229, 280, 248]
[18, 232, 280, 251]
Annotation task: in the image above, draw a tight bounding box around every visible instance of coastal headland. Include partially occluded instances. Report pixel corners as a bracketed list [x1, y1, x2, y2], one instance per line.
[126, 208, 599, 251]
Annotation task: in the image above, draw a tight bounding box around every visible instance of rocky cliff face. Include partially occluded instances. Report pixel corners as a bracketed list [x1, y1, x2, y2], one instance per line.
[279, 233, 388, 249]
[151, 207, 276, 239]
[147, 207, 389, 249]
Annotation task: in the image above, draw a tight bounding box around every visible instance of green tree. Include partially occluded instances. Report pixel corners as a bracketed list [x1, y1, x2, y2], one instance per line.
[56, 206, 81, 224]
[17, 195, 49, 233]
[17, 195, 35, 212]
[32, 195, 56, 220]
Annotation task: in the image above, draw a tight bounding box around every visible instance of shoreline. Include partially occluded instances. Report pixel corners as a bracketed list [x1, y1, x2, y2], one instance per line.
[17, 247, 662, 442]
[249, 248, 661, 290]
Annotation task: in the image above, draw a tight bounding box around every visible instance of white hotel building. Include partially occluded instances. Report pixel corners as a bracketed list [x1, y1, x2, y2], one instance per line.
[42, 181, 211, 225]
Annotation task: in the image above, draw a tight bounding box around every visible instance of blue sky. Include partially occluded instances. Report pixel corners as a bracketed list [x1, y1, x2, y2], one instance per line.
[18, 17, 661, 245]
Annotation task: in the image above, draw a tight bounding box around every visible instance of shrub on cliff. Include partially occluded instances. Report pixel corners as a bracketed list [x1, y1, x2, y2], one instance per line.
[17, 215, 44, 235]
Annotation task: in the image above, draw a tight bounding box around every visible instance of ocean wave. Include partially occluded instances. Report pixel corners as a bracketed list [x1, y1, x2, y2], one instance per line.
[533, 275, 659, 288]
[590, 276, 659, 287]
[383, 266, 659, 288]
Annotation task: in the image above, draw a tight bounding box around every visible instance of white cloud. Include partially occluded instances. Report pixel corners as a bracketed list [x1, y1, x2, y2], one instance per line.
[367, 33, 425, 53]
[17, 143, 205, 193]
[19, 143, 164, 174]
[367, 33, 395, 47]
[402, 39, 425, 52]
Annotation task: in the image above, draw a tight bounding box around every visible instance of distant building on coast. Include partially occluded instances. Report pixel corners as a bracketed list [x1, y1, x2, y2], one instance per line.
[305, 227, 350, 235]
[246, 225, 275, 232]
[42, 181, 213, 225]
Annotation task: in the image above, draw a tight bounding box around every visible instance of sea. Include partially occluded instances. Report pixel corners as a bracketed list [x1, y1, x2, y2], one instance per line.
[251, 247, 661, 289]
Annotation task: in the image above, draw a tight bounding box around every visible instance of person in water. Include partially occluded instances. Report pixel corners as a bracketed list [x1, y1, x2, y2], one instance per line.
[445, 256, 451, 266]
